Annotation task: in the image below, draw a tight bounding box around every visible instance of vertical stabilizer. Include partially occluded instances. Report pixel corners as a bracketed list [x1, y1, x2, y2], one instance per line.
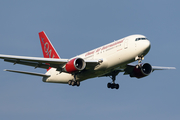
[39, 31, 60, 59]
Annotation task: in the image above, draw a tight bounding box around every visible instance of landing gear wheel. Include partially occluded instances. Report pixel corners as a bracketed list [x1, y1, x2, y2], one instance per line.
[115, 84, 119, 89]
[68, 80, 72, 85]
[76, 81, 80, 87]
[71, 81, 75, 86]
[110, 84, 115, 89]
[107, 83, 111, 88]
[107, 83, 119, 89]
[68, 80, 80, 87]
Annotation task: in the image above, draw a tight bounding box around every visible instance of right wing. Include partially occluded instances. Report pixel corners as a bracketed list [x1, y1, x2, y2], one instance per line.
[125, 63, 176, 74]
[151, 66, 176, 70]
[100, 63, 176, 78]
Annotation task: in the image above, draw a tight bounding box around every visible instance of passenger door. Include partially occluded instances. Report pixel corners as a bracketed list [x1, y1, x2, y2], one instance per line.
[124, 39, 128, 49]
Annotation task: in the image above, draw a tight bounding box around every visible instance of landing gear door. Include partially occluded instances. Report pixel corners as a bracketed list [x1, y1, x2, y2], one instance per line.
[124, 39, 128, 49]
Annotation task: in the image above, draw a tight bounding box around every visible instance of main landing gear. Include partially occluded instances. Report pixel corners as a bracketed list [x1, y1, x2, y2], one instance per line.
[107, 74, 119, 89]
[68, 80, 80, 86]
[68, 74, 80, 87]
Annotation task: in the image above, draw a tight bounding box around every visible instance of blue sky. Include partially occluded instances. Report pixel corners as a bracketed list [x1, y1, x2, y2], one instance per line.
[0, 0, 179, 120]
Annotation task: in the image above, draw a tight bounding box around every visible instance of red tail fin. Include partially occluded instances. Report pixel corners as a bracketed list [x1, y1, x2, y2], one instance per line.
[39, 31, 60, 59]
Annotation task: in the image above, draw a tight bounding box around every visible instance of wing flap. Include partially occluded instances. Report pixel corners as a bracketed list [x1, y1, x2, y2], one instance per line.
[4, 69, 50, 77]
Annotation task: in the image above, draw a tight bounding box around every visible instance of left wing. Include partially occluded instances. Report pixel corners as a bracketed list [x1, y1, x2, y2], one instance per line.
[0, 54, 68, 69]
[0, 54, 99, 70]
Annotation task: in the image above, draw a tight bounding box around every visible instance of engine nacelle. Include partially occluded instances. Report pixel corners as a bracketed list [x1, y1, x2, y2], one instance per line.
[130, 63, 152, 78]
[64, 58, 86, 73]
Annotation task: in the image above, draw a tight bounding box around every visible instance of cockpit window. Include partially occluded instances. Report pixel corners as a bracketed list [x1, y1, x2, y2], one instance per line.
[135, 38, 148, 41]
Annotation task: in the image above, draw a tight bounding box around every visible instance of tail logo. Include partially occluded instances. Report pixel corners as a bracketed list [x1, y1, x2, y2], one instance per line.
[41, 37, 55, 58]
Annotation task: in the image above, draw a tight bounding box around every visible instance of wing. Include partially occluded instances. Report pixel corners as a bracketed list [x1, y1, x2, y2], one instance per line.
[124, 63, 176, 75]
[100, 63, 176, 77]
[151, 66, 176, 70]
[0, 54, 68, 69]
[0, 54, 99, 70]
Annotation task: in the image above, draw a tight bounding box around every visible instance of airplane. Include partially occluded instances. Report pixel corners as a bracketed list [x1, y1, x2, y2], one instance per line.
[0, 31, 176, 89]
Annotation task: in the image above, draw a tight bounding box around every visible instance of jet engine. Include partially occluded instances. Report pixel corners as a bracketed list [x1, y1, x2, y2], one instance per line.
[64, 58, 86, 73]
[130, 63, 152, 78]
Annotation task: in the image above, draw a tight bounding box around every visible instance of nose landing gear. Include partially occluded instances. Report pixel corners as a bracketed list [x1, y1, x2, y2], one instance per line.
[135, 56, 144, 66]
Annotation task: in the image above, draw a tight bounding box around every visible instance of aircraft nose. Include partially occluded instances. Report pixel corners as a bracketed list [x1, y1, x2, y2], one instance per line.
[143, 40, 151, 53]
[145, 40, 151, 49]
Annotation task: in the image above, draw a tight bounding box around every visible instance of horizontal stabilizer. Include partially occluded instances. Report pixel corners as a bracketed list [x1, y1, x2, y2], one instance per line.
[4, 69, 50, 77]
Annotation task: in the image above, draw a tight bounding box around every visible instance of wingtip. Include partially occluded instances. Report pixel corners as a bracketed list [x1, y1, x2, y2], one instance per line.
[168, 67, 176, 69]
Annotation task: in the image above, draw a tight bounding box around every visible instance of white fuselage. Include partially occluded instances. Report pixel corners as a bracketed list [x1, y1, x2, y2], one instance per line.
[43, 34, 151, 83]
